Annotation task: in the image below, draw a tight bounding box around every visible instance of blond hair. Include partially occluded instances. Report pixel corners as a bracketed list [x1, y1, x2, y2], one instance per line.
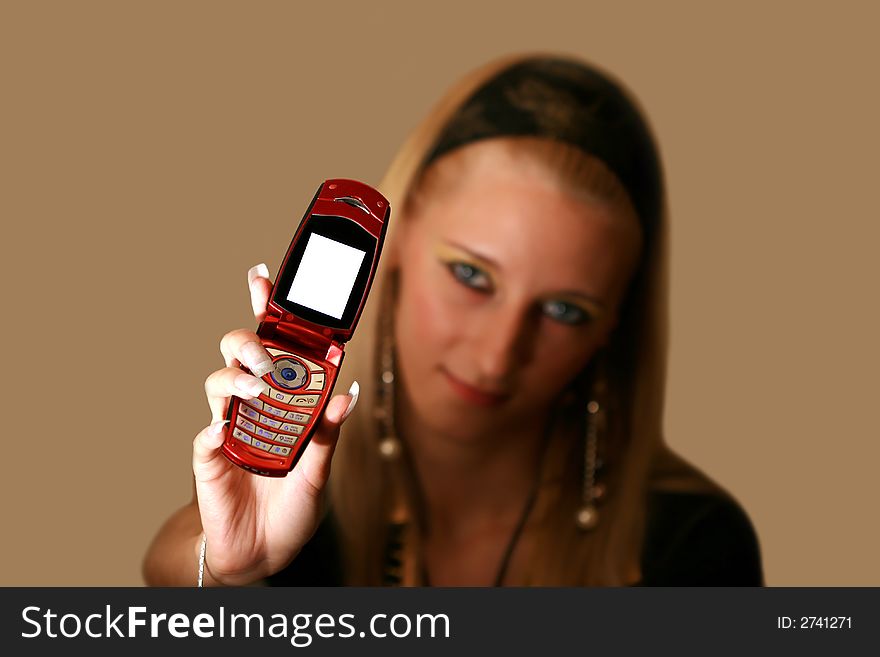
[329, 53, 715, 586]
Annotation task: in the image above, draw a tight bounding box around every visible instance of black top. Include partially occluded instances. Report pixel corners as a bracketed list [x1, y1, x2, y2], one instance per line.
[267, 491, 763, 586]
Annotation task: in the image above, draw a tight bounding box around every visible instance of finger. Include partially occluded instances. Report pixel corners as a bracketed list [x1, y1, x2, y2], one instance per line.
[219, 328, 274, 377]
[247, 263, 273, 322]
[288, 382, 359, 500]
[192, 420, 232, 481]
[205, 367, 271, 422]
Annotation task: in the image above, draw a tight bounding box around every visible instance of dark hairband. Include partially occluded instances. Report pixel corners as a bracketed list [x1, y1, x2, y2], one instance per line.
[423, 57, 663, 241]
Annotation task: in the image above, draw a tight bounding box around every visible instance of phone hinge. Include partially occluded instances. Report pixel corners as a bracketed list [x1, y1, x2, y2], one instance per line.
[260, 316, 344, 366]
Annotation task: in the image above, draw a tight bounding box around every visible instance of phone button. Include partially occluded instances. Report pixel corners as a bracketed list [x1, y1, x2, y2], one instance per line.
[251, 438, 273, 452]
[236, 416, 258, 434]
[279, 422, 304, 435]
[232, 428, 252, 445]
[269, 445, 291, 456]
[267, 389, 296, 405]
[290, 394, 320, 407]
[305, 373, 326, 391]
[253, 425, 276, 441]
[285, 411, 311, 423]
[259, 414, 283, 430]
[273, 434, 297, 445]
[270, 358, 308, 390]
[261, 403, 287, 418]
[239, 404, 260, 422]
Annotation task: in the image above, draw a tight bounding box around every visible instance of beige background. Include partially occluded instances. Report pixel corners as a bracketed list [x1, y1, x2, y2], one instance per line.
[1, 1, 877, 585]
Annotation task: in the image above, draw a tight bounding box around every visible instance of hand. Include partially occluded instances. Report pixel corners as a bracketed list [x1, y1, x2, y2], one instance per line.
[191, 264, 357, 585]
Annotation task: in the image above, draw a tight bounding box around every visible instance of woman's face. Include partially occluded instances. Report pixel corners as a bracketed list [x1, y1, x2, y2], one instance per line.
[393, 142, 643, 440]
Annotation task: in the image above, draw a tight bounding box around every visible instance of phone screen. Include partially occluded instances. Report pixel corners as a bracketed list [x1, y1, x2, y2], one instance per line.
[285, 233, 367, 320]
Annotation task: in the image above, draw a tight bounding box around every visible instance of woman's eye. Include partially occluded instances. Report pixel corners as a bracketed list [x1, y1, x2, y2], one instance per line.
[542, 300, 592, 326]
[447, 261, 492, 291]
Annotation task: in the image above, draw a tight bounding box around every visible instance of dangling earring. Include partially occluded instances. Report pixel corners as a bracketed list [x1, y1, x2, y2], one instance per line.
[376, 279, 401, 460]
[575, 365, 607, 531]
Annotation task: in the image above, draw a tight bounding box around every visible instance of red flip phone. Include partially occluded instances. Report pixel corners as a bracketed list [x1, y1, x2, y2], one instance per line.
[222, 179, 390, 477]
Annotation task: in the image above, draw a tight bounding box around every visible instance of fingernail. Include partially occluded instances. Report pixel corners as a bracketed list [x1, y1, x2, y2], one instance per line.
[235, 373, 269, 397]
[341, 381, 360, 420]
[208, 420, 229, 436]
[247, 263, 270, 287]
[241, 341, 275, 378]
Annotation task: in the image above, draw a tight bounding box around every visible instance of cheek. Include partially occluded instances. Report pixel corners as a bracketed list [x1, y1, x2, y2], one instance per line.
[519, 326, 603, 399]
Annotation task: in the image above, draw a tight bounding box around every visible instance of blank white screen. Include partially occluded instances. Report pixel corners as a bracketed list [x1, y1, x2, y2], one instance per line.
[286, 233, 367, 319]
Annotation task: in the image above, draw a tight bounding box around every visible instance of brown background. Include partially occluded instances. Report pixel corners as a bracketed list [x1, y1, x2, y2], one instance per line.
[1, 1, 877, 585]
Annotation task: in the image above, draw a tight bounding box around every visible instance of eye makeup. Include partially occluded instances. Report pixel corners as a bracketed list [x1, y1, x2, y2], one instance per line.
[434, 242, 498, 292]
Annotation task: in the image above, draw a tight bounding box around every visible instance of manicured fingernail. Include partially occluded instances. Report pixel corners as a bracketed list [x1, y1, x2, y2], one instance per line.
[241, 341, 274, 378]
[235, 373, 269, 397]
[208, 420, 229, 436]
[247, 263, 270, 287]
[341, 381, 360, 420]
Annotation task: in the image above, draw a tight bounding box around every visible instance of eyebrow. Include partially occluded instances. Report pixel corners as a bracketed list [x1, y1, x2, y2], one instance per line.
[440, 240, 501, 275]
[440, 239, 607, 315]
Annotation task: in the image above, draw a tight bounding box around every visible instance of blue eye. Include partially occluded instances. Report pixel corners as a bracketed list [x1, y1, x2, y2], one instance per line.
[542, 300, 592, 326]
[447, 261, 492, 291]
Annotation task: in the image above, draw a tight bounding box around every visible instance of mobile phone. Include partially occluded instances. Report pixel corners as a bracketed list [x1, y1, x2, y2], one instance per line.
[221, 179, 390, 477]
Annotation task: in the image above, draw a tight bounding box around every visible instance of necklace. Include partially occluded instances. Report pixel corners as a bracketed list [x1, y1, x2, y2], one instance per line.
[419, 479, 540, 587]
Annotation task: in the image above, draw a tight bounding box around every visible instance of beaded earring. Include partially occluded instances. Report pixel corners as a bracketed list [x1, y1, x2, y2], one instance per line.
[575, 359, 608, 531]
[375, 277, 401, 461]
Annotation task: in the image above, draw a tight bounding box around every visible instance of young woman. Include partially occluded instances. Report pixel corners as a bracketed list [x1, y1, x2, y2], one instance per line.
[143, 54, 763, 587]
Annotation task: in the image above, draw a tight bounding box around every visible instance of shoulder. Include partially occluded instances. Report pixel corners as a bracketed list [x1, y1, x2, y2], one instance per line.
[639, 489, 764, 586]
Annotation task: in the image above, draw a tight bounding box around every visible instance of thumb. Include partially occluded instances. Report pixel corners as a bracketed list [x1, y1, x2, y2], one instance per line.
[193, 420, 232, 482]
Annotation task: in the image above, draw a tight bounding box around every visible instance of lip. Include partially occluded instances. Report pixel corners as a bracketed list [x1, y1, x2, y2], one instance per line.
[441, 368, 510, 407]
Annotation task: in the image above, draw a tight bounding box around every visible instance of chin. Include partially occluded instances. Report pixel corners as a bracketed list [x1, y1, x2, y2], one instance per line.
[425, 414, 495, 443]
[417, 391, 516, 442]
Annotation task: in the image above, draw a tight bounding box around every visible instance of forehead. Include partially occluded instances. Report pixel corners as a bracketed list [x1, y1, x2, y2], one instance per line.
[411, 146, 642, 299]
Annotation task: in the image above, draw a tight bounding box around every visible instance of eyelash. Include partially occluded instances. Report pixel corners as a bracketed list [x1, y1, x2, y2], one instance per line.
[445, 261, 594, 326]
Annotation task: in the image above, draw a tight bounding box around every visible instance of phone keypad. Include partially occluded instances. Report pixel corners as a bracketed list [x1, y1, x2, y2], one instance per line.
[231, 348, 329, 460]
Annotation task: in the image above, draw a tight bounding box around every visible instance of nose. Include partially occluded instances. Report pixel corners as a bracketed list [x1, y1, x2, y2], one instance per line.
[470, 302, 537, 385]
